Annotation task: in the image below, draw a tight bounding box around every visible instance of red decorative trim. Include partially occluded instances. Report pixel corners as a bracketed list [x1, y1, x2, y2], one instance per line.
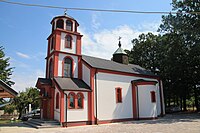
[54, 52, 59, 77]
[76, 35, 82, 55]
[62, 121, 89, 127]
[62, 56, 74, 78]
[67, 92, 76, 109]
[55, 31, 61, 51]
[132, 84, 138, 119]
[88, 68, 95, 124]
[115, 87, 122, 103]
[60, 91, 64, 123]
[47, 29, 82, 40]
[65, 35, 72, 49]
[46, 50, 81, 60]
[78, 56, 82, 79]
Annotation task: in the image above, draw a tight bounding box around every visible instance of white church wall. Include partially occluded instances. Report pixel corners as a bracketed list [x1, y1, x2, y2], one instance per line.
[96, 72, 160, 120]
[82, 63, 90, 86]
[64, 91, 88, 122]
[58, 53, 78, 78]
[60, 32, 77, 54]
[137, 85, 157, 118]
[54, 86, 60, 121]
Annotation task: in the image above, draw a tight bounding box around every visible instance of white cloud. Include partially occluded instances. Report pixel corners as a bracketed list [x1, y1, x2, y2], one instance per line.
[91, 13, 101, 30]
[16, 52, 30, 59]
[11, 69, 45, 92]
[80, 22, 159, 60]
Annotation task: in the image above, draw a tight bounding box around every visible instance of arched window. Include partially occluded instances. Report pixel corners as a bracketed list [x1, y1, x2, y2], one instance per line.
[151, 91, 156, 103]
[63, 57, 72, 77]
[56, 19, 64, 29]
[68, 92, 75, 109]
[66, 20, 72, 31]
[65, 35, 72, 48]
[77, 93, 84, 109]
[56, 92, 59, 109]
[51, 36, 54, 50]
[116, 88, 122, 103]
[49, 59, 53, 78]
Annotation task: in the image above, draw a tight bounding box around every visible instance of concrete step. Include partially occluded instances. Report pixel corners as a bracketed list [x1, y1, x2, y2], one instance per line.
[24, 119, 60, 129]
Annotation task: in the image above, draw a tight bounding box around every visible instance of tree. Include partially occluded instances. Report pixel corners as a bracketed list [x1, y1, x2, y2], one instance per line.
[14, 87, 40, 119]
[159, 0, 200, 111]
[0, 46, 14, 86]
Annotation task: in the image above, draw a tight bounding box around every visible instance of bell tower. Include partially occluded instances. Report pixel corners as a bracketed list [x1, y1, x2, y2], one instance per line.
[46, 13, 83, 78]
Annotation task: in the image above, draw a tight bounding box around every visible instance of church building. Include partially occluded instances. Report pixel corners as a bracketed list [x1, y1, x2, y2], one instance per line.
[36, 14, 165, 127]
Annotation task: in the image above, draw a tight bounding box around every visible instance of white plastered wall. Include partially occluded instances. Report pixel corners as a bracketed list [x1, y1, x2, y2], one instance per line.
[57, 53, 78, 78]
[60, 32, 77, 54]
[64, 91, 88, 122]
[54, 86, 60, 121]
[137, 85, 157, 118]
[82, 64, 90, 86]
[96, 72, 161, 120]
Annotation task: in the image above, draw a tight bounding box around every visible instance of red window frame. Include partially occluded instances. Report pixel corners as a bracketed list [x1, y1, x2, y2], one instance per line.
[56, 92, 59, 109]
[116, 88, 122, 103]
[151, 91, 156, 103]
[65, 35, 72, 49]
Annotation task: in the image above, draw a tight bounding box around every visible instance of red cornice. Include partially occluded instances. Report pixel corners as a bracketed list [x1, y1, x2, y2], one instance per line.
[46, 50, 82, 60]
[47, 29, 82, 40]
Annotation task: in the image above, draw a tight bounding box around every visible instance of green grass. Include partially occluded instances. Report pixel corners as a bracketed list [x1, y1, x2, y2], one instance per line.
[0, 119, 21, 124]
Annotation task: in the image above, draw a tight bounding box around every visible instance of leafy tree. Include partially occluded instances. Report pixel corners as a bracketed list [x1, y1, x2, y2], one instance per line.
[159, 0, 200, 111]
[0, 46, 14, 86]
[14, 87, 40, 119]
[4, 104, 16, 115]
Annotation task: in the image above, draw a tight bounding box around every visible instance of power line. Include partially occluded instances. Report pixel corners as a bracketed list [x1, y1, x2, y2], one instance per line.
[0, 0, 200, 15]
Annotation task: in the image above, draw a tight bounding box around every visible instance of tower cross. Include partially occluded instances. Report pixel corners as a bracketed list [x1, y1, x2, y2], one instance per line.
[118, 36, 122, 47]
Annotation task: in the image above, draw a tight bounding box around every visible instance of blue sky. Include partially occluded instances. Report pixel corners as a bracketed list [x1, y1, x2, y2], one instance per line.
[0, 0, 172, 92]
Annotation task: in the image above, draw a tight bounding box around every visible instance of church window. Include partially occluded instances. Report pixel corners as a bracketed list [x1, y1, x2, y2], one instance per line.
[65, 35, 72, 48]
[66, 20, 73, 31]
[63, 57, 73, 77]
[77, 93, 84, 109]
[56, 92, 59, 109]
[68, 92, 75, 109]
[56, 19, 64, 29]
[116, 88, 122, 103]
[151, 91, 156, 103]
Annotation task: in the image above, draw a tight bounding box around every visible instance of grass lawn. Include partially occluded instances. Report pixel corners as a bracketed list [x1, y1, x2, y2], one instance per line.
[0, 119, 21, 124]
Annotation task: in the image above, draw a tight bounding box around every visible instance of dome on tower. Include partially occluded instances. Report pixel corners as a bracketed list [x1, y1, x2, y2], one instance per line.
[112, 40, 129, 65]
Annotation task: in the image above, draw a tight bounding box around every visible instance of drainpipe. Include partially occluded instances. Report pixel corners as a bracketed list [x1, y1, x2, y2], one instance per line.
[95, 69, 98, 125]
[136, 86, 139, 120]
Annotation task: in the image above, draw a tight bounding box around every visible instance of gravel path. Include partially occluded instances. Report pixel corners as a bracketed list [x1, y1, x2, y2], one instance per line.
[0, 113, 200, 133]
